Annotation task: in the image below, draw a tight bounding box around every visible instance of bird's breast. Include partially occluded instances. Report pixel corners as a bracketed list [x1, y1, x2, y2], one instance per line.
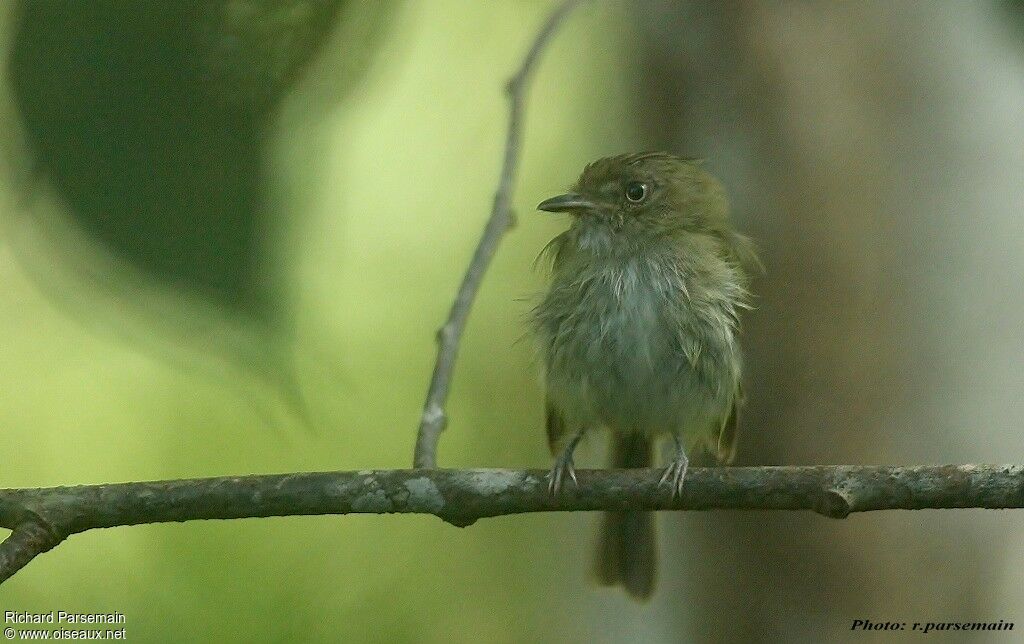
[535, 251, 736, 434]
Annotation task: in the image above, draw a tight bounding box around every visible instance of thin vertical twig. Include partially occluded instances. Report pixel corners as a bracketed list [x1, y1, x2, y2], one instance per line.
[413, 0, 584, 468]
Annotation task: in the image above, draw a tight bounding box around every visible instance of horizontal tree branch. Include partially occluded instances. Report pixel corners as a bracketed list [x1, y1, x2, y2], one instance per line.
[1, 464, 1022, 583]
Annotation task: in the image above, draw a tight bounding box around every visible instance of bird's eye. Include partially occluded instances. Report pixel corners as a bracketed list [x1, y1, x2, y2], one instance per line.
[625, 181, 648, 203]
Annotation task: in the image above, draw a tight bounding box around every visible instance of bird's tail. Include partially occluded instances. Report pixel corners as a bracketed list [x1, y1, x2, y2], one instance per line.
[594, 432, 656, 600]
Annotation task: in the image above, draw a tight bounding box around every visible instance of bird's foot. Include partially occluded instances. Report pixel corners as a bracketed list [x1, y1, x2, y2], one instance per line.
[547, 450, 578, 496]
[658, 441, 689, 500]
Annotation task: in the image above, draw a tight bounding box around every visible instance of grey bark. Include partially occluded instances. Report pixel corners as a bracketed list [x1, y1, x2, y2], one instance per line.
[0, 465, 1021, 584]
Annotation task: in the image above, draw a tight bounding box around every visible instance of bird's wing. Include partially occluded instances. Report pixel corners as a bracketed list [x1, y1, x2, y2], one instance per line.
[714, 386, 742, 465]
[545, 396, 568, 456]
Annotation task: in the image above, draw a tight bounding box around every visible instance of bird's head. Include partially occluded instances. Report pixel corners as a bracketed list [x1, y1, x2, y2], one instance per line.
[537, 152, 728, 242]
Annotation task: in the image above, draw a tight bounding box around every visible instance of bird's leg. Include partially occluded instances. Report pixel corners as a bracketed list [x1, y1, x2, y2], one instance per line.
[658, 434, 689, 499]
[548, 429, 586, 496]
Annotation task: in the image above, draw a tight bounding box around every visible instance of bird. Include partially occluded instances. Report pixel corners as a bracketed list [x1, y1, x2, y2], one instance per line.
[531, 152, 758, 600]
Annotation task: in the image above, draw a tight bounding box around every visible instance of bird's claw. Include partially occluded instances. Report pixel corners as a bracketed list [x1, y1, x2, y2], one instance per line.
[658, 451, 689, 500]
[547, 453, 578, 496]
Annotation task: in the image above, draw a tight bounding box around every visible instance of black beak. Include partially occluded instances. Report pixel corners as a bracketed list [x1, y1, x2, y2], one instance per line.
[537, 193, 597, 213]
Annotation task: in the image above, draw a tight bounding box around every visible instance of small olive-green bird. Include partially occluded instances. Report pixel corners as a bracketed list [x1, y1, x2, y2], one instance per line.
[532, 152, 757, 600]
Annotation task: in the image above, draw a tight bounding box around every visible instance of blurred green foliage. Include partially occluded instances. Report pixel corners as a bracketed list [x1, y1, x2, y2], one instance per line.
[0, 1, 645, 641]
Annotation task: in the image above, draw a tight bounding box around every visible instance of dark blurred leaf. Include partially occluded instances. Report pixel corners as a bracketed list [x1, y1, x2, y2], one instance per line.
[6, 0, 399, 421]
[8, 0, 348, 321]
